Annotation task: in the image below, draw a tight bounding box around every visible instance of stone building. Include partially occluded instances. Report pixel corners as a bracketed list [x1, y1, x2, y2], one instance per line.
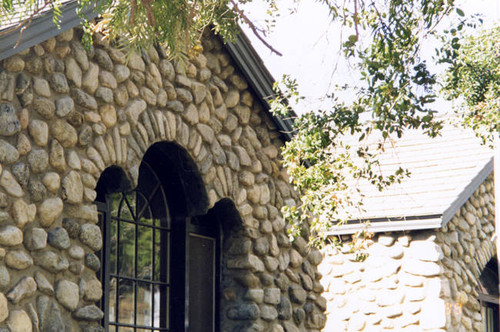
[0, 3, 326, 332]
[321, 124, 498, 331]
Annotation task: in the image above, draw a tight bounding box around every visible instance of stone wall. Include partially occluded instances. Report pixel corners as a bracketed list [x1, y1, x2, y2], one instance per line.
[0, 27, 326, 331]
[320, 175, 496, 331]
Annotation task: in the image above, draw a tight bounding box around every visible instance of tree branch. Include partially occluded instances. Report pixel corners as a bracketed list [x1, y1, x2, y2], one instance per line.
[230, 0, 282, 56]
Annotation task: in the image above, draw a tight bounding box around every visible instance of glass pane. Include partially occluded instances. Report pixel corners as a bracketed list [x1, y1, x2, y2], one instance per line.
[137, 226, 153, 280]
[119, 327, 134, 332]
[118, 279, 135, 325]
[136, 191, 153, 224]
[137, 282, 153, 327]
[109, 218, 117, 275]
[153, 230, 165, 281]
[119, 221, 135, 277]
[189, 234, 215, 332]
[109, 277, 117, 323]
[137, 329, 152, 332]
[153, 285, 168, 328]
[108, 193, 122, 217]
[119, 193, 135, 221]
[108, 325, 116, 332]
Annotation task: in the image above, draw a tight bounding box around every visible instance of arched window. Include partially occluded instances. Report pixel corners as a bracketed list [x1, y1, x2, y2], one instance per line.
[96, 162, 171, 331]
[95, 143, 221, 332]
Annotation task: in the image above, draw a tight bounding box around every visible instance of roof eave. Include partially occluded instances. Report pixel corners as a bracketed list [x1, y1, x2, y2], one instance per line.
[441, 157, 494, 226]
[328, 158, 494, 236]
[0, 1, 99, 61]
[224, 30, 296, 141]
[325, 217, 443, 236]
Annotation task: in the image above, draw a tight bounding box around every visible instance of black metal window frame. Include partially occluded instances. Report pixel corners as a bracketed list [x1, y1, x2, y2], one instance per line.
[96, 162, 221, 332]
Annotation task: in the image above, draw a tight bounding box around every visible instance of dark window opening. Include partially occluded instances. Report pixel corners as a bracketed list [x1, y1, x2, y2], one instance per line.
[478, 257, 499, 332]
[95, 145, 221, 332]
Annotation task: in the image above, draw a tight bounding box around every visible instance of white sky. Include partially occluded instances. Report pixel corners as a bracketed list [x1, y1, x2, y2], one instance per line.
[241, 0, 500, 114]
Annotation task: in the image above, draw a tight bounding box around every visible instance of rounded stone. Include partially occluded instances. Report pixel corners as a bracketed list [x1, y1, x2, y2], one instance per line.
[28, 180, 46, 202]
[7, 310, 32, 332]
[24, 227, 47, 251]
[114, 64, 130, 83]
[38, 197, 64, 227]
[4, 56, 25, 72]
[5, 250, 33, 270]
[0, 225, 23, 246]
[29, 119, 49, 146]
[0, 103, 21, 136]
[63, 218, 81, 238]
[55, 279, 79, 311]
[51, 119, 78, 148]
[85, 253, 101, 272]
[68, 245, 85, 259]
[6, 276, 37, 304]
[0, 264, 10, 290]
[73, 305, 104, 321]
[0, 139, 19, 164]
[42, 172, 61, 193]
[49, 73, 70, 94]
[62, 170, 83, 204]
[55, 96, 74, 117]
[34, 250, 69, 273]
[48, 227, 71, 250]
[79, 224, 102, 251]
[28, 149, 49, 173]
[33, 77, 51, 97]
[83, 279, 103, 302]
[32, 98, 56, 119]
[99, 104, 117, 128]
[0, 293, 7, 322]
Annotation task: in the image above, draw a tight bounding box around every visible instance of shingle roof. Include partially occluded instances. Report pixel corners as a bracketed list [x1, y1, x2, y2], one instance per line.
[328, 118, 495, 235]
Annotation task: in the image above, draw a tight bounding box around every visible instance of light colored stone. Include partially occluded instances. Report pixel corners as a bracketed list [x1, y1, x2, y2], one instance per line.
[62, 170, 83, 204]
[408, 240, 443, 262]
[7, 310, 32, 332]
[42, 172, 60, 193]
[24, 227, 47, 251]
[51, 119, 78, 147]
[0, 292, 7, 322]
[0, 225, 23, 246]
[0, 170, 23, 197]
[29, 120, 49, 146]
[125, 99, 147, 125]
[65, 57, 82, 87]
[11, 199, 36, 228]
[100, 104, 117, 128]
[56, 279, 79, 311]
[82, 62, 99, 93]
[38, 197, 64, 227]
[7, 276, 37, 304]
[79, 224, 102, 251]
[33, 77, 51, 97]
[420, 298, 446, 329]
[5, 250, 33, 270]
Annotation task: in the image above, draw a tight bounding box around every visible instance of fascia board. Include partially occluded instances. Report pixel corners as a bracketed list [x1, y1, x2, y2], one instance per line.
[224, 30, 296, 141]
[0, 1, 99, 61]
[325, 217, 443, 235]
[441, 158, 494, 227]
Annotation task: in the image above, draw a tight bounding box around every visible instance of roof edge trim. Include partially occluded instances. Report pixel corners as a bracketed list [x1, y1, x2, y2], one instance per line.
[441, 157, 494, 227]
[0, 2, 99, 61]
[225, 30, 295, 140]
[325, 217, 443, 236]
